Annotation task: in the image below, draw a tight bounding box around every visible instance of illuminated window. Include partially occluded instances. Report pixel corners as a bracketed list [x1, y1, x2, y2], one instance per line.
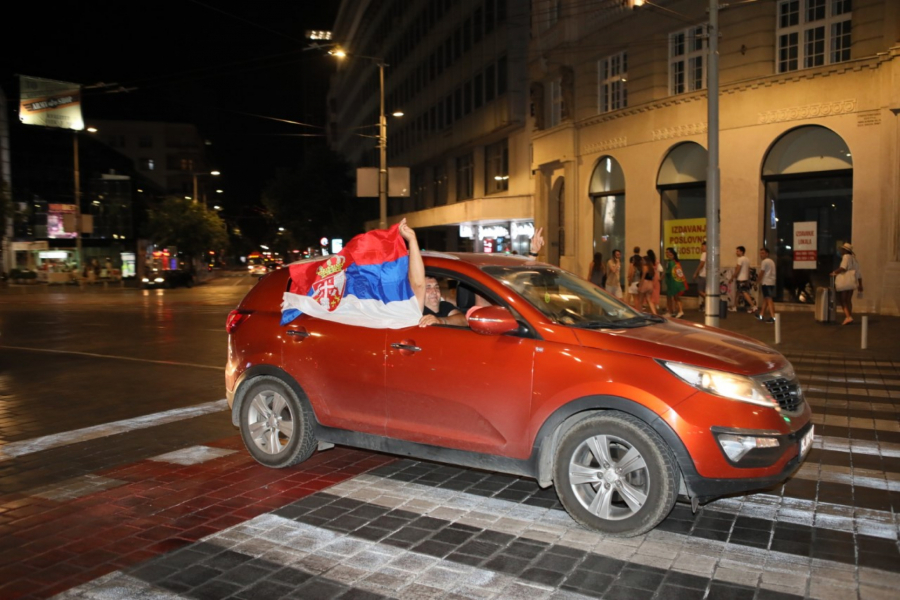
[776, 0, 851, 73]
[599, 52, 627, 113]
[669, 26, 706, 95]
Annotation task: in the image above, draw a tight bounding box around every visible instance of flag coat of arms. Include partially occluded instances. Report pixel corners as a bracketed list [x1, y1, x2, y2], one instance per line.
[281, 224, 421, 329]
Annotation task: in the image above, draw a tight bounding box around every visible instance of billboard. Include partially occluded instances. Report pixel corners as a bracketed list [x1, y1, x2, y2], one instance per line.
[19, 76, 83, 131]
[662, 218, 706, 261]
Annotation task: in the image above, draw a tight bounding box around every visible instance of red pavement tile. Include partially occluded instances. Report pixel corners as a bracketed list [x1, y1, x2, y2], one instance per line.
[0, 443, 393, 599]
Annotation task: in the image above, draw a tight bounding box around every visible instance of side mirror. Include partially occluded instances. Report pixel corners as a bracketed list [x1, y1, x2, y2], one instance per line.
[468, 306, 520, 335]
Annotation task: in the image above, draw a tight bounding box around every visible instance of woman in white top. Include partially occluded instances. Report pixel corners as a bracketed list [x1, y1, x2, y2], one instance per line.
[831, 242, 863, 326]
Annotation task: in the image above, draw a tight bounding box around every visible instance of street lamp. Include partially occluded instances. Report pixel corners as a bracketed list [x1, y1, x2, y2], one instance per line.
[329, 46, 390, 230]
[192, 170, 220, 206]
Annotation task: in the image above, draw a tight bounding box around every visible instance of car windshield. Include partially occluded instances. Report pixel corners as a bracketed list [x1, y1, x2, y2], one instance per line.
[483, 265, 662, 329]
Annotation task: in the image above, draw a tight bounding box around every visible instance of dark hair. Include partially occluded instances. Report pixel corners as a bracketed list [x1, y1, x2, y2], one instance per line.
[760, 247, 769, 254]
[666, 247, 680, 262]
[612, 248, 621, 258]
[646, 249, 657, 264]
[592, 252, 603, 272]
[737, 245, 746, 254]
[633, 246, 640, 254]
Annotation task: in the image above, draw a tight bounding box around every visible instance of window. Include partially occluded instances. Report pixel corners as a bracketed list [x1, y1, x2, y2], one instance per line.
[138, 135, 153, 148]
[139, 158, 155, 171]
[180, 158, 194, 171]
[474, 7, 483, 42]
[549, 78, 563, 127]
[434, 164, 448, 206]
[669, 25, 706, 95]
[464, 80, 473, 115]
[777, 0, 851, 73]
[599, 52, 627, 113]
[474, 72, 484, 109]
[485, 64, 496, 102]
[548, 0, 561, 28]
[456, 153, 474, 201]
[497, 55, 508, 95]
[106, 135, 125, 148]
[485, 140, 509, 194]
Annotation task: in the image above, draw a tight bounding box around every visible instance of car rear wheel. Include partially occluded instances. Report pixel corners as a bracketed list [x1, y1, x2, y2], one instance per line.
[553, 412, 677, 537]
[239, 377, 317, 468]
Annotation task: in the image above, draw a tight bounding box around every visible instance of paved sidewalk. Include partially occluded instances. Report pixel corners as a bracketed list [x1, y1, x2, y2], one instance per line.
[675, 307, 900, 360]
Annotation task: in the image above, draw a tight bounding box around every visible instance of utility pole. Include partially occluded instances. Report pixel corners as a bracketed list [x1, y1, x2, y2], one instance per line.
[378, 61, 388, 230]
[73, 131, 83, 269]
[705, 0, 721, 327]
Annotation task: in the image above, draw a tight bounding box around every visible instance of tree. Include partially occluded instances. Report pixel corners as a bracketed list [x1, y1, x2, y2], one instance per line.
[144, 197, 228, 271]
[260, 146, 375, 249]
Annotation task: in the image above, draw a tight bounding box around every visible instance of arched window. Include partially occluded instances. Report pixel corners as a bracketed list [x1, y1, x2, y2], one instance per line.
[657, 143, 708, 297]
[762, 126, 852, 303]
[589, 156, 625, 286]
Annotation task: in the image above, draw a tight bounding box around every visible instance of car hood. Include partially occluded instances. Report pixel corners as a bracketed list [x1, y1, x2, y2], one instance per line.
[572, 319, 787, 377]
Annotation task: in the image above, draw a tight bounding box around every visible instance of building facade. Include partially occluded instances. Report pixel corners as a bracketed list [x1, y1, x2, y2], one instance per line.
[529, 0, 900, 314]
[90, 120, 215, 202]
[328, 0, 536, 253]
[328, 0, 900, 314]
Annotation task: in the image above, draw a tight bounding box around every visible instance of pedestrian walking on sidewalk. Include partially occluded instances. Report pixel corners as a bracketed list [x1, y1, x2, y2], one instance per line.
[605, 249, 623, 299]
[731, 246, 757, 314]
[693, 240, 707, 310]
[587, 252, 606, 288]
[627, 246, 642, 310]
[664, 247, 686, 318]
[758, 247, 777, 323]
[831, 242, 863, 326]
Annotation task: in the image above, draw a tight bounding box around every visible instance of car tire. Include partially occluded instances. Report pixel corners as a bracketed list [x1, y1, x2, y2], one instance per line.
[553, 412, 677, 537]
[239, 377, 317, 468]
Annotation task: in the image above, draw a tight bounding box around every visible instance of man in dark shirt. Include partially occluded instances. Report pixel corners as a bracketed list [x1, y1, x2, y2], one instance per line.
[399, 219, 466, 327]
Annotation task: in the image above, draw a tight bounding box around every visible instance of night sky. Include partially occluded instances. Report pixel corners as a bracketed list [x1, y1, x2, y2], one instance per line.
[1, 0, 338, 218]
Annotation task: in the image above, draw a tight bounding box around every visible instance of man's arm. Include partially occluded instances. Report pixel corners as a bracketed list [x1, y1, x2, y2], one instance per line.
[399, 218, 425, 312]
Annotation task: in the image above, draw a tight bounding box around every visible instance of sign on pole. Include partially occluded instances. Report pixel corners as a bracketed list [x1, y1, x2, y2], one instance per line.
[793, 221, 817, 269]
[19, 76, 84, 131]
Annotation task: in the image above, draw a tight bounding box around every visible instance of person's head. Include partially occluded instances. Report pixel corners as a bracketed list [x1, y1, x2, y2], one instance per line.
[646, 249, 657, 264]
[593, 252, 603, 264]
[760, 247, 769, 259]
[736, 246, 746, 256]
[701, 240, 707, 251]
[424, 277, 442, 311]
[613, 249, 621, 260]
[666, 247, 679, 262]
[633, 246, 641, 255]
[840, 242, 854, 255]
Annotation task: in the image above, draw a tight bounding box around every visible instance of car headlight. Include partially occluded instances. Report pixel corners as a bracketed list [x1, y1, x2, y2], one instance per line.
[154, 277, 165, 283]
[662, 361, 776, 408]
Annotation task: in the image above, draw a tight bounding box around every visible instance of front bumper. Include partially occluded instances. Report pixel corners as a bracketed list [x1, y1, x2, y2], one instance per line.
[682, 420, 814, 500]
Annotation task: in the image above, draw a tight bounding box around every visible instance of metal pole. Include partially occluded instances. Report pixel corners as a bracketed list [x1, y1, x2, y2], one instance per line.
[192, 174, 199, 204]
[378, 61, 388, 230]
[861, 315, 868, 349]
[73, 132, 83, 270]
[704, 0, 720, 327]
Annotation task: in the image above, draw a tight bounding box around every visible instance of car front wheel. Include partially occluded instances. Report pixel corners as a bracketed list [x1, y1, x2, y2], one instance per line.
[553, 412, 677, 537]
[239, 377, 317, 468]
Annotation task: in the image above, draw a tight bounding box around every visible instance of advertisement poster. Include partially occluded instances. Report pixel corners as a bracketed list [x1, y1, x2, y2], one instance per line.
[663, 218, 706, 260]
[793, 221, 817, 269]
[19, 76, 83, 131]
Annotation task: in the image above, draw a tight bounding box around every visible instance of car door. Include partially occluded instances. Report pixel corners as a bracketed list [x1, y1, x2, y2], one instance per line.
[282, 315, 387, 436]
[383, 324, 537, 459]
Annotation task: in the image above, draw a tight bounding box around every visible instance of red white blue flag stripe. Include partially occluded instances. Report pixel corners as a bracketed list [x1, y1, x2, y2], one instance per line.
[281, 224, 421, 329]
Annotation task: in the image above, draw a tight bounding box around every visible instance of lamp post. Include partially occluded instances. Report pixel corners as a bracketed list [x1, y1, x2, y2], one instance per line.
[329, 47, 391, 230]
[192, 170, 220, 206]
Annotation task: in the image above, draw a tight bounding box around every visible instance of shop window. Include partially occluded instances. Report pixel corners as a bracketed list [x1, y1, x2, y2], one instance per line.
[599, 51, 627, 113]
[485, 139, 509, 194]
[776, 0, 851, 73]
[590, 157, 626, 284]
[669, 25, 706, 95]
[762, 125, 853, 303]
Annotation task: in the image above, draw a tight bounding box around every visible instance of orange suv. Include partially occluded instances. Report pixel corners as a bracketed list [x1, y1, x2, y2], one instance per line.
[226, 252, 813, 536]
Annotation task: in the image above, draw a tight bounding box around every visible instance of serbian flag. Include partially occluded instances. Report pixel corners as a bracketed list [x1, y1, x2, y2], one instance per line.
[281, 224, 421, 328]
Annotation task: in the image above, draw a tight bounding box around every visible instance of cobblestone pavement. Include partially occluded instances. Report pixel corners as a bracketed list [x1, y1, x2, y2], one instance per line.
[0, 351, 895, 600]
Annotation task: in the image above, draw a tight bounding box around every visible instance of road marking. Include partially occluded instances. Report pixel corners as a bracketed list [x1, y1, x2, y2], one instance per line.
[0, 400, 229, 460]
[0, 345, 221, 370]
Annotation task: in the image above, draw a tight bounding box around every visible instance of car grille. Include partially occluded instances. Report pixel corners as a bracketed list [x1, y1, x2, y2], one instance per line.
[764, 377, 804, 412]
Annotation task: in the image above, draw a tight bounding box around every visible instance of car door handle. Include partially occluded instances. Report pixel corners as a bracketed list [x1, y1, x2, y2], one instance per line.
[390, 342, 421, 352]
[286, 329, 310, 339]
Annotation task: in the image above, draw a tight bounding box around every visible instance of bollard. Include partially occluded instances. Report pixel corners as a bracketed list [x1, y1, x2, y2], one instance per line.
[774, 313, 781, 344]
[861, 315, 868, 349]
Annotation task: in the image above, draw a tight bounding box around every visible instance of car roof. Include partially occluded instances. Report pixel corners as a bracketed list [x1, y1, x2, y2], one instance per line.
[422, 251, 539, 268]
